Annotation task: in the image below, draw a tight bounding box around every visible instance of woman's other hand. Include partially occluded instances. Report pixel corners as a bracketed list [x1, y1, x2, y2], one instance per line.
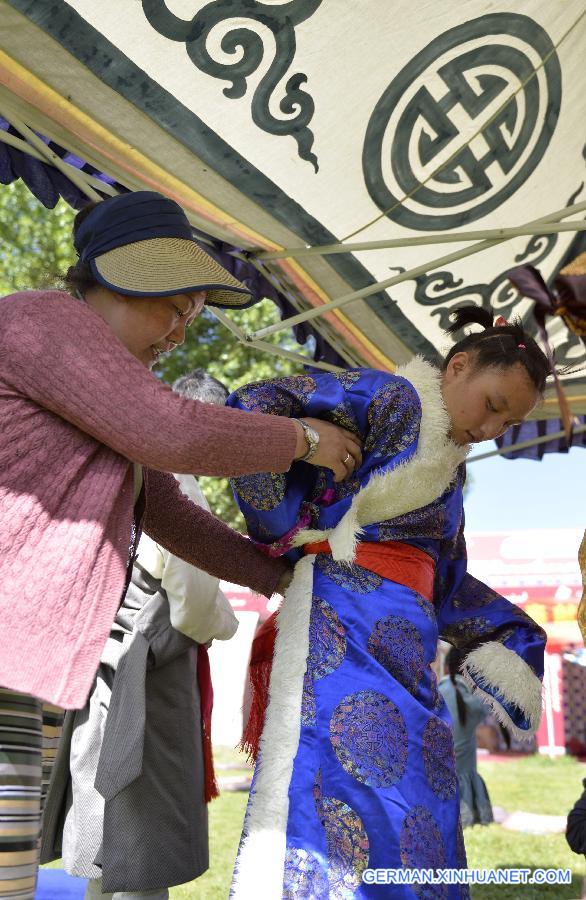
[293, 418, 362, 482]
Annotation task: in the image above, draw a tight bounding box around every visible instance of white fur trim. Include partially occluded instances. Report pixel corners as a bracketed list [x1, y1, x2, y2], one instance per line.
[292, 357, 468, 561]
[460, 642, 543, 742]
[232, 556, 315, 899]
[327, 505, 363, 562]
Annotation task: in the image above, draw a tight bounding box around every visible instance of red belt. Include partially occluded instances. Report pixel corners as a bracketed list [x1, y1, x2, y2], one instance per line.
[240, 539, 435, 763]
[303, 538, 435, 602]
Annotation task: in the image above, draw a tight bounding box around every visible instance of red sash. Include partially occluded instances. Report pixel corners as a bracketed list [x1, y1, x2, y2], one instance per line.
[240, 540, 435, 762]
[196, 645, 219, 803]
[303, 538, 434, 601]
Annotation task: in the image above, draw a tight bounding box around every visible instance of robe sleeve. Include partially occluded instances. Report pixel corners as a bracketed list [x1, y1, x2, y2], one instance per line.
[226, 369, 420, 552]
[434, 517, 545, 741]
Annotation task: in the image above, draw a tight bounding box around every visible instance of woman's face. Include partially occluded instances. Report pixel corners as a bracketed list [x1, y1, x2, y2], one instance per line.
[86, 289, 205, 368]
[441, 352, 540, 446]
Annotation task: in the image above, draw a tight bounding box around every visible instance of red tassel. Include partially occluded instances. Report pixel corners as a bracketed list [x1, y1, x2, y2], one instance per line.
[197, 644, 219, 803]
[239, 612, 278, 764]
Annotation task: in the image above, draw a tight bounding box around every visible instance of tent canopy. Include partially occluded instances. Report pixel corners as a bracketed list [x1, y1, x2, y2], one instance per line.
[1, 0, 586, 425]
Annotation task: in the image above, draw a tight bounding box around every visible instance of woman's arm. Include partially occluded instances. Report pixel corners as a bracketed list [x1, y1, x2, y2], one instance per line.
[143, 468, 291, 598]
[4, 291, 361, 480]
[3, 291, 296, 477]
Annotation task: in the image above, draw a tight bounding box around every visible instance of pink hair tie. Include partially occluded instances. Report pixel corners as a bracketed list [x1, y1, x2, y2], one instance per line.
[518, 343, 526, 349]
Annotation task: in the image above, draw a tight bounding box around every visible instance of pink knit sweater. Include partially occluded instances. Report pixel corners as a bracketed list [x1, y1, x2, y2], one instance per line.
[0, 290, 296, 708]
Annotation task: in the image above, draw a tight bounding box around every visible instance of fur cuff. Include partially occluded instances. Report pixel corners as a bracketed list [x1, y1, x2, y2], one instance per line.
[460, 642, 543, 741]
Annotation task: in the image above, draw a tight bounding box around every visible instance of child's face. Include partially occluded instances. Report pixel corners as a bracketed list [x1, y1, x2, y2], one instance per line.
[441, 352, 539, 446]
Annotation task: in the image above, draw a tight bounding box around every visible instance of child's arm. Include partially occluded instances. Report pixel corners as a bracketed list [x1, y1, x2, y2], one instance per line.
[434, 519, 545, 742]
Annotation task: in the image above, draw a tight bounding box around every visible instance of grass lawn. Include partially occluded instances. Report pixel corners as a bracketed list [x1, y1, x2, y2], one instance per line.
[169, 751, 586, 899]
[45, 750, 586, 898]
[465, 754, 586, 899]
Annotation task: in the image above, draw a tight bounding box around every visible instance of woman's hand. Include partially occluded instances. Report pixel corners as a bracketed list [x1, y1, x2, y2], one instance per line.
[293, 417, 362, 482]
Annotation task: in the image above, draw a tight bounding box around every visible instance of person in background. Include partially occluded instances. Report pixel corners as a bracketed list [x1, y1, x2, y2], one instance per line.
[566, 779, 586, 855]
[43, 370, 245, 899]
[439, 647, 494, 828]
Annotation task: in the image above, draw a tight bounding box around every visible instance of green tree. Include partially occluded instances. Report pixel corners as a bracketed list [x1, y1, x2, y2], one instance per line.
[0, 181, 303, 528]
[155, 301, 300, 529]
[0, 180, 76, 293]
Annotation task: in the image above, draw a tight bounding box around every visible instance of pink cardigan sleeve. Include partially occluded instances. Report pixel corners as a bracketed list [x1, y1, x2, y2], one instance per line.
[143, 469, 289, 598]
[2, 291, 296, 477]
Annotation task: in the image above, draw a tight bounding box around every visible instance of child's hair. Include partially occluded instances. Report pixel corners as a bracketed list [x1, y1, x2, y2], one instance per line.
[442, 305, 550, 394]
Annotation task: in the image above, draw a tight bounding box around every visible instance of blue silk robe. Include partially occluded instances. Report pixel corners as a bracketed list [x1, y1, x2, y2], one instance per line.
[228, 363, 545, 900]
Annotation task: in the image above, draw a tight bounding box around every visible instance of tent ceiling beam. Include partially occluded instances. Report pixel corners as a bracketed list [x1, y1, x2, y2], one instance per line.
[0, 103, 351, 371]
[213, 253, 362, 368]
[248, 198, 586, 343]
[258, 221, 586, 261]
[468, 424, 586, 463]
[232, 254, 364, 368]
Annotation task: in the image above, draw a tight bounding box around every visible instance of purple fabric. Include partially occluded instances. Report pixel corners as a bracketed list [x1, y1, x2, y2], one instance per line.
[508, 262, 586, 346]
[0, 118, 126, 209]
[496, 417, 586, 460]
[507, 264, 555, 322]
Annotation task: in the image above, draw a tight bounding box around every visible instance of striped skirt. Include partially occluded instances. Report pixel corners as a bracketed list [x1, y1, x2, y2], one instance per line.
[0, 689, 63, 900]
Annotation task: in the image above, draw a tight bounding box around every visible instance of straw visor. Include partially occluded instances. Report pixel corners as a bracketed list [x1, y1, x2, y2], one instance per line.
[91, 236, 251, 308]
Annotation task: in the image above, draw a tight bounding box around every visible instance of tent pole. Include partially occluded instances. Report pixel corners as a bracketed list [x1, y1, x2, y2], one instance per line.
[248, 198, 586, 342]
[210, 310, 344, 372]
[258, 221, 586, 261]
[244, 339, 343, 373]
[467, 424, 586, 463]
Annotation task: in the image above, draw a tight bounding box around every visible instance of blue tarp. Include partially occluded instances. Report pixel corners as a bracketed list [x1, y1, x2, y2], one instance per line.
[35, 869, 87, 899]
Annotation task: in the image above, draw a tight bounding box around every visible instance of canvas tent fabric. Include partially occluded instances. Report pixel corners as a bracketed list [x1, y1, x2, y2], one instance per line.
[1, 0, 586, 413]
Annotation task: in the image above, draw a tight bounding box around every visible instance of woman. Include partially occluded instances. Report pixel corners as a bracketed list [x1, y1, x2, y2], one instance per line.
[0, 190, 360, 900]
[42, 370, 239, 900]
[227, 307, 550, 899]
[439, 647, 493, 828]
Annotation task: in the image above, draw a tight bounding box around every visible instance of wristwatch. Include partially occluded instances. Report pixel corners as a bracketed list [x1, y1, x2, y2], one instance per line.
[295, 418, 320, 462]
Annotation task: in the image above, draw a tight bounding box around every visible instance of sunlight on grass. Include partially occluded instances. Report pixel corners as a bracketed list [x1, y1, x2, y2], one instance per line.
[169, 752, 586, 899]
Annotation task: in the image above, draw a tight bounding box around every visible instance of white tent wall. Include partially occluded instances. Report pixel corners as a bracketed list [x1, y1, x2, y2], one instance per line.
[1, 0, 586, 408]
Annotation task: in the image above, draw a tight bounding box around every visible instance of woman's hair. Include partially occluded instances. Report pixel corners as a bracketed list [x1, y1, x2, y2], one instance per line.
[64, 201, 101, 294]
[442, 305, 550, 394]
[172, 369, 229, 405]
[446, 646, 468, 727]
